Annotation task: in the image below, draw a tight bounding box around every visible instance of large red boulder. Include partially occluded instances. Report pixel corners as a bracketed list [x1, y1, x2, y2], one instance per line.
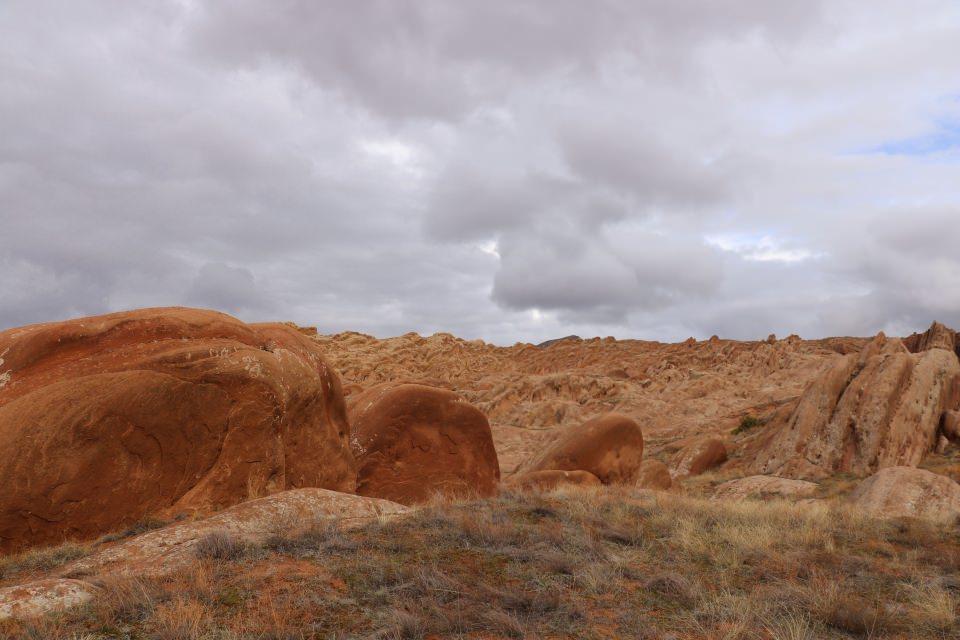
[517, 413, 645, 485]
[0, 307, 356, 552]
[348, 383, 500, 505]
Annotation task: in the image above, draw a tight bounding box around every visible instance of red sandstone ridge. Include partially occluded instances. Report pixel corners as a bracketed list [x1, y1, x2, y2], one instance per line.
[347, 383, 500, 505]
[750, 324, 960, 480]
[0, 307, 356, 552]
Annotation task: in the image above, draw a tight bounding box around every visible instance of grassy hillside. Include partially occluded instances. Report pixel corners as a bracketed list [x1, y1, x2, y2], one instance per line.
[3, 487, 958, 639]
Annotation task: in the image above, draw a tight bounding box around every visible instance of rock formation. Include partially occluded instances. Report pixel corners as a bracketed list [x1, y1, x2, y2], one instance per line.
[670, 437, 728, 479]
[503, 469, 602, 492]
[751, 326, 960, 480]
[713, 475, 818, 501]
[635, 459, 673, 490]
[348, 383, 500, 505]
[0, 308, 356, 552]
[903, 321, 958, 354]
[315, 329, 851, 474]
[849, 467, 960, 523]
[517, 413, 644, 484]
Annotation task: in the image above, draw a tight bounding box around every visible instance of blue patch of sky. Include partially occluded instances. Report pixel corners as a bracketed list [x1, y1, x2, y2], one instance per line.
[871, 117, 960, 157]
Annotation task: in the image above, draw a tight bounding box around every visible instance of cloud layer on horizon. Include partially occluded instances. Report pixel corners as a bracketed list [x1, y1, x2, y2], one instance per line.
[2, 0, 959, 344]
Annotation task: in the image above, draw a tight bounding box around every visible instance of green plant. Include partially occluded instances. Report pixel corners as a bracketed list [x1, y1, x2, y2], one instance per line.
[733, 415, 762, 435]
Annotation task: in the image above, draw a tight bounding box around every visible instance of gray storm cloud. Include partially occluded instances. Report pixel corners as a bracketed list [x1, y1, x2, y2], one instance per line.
[1, 0, 959, 343]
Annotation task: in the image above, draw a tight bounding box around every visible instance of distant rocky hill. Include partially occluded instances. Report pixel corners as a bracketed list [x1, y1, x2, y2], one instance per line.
[314, 329, 868, 473]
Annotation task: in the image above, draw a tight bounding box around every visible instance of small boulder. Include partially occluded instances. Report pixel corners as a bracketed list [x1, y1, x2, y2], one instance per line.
[636, 459, 672, 490]
[713, 475, 818, 501]
[671, 437, 728, 478]
[517, 413, 644, 485]
[348, 383, 500, 505]
[850, 467, 960, 523]
[504, 469, 602, 492]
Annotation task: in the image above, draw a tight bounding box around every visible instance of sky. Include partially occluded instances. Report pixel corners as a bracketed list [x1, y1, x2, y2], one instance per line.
[2, 1, 960, 344]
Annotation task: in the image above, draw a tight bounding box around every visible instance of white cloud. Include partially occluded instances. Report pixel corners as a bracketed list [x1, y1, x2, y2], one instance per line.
[1, 0, 959, 343]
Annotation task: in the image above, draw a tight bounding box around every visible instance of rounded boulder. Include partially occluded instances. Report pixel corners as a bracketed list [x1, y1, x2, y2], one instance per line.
[518, 413, 645, 485]
[348, 383, 500, 505]
[671, 437, 728, 479]
[636, 459, 673, 490]
[0, 307, 356, 552]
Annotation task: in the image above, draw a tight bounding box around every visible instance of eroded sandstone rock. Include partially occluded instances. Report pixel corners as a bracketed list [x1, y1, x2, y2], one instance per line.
[348, 383, 500, 505]
[713, 475, 818, 501]
[517, 413, 644, 485]
[942, 410, 960, 443]
[671, 437, 728, 479]
[903, 321, 958, 354]
[0, 307, 356, 552]
[0, 579, 96, 622]
[752, 329, 960, 479]
[849, 467, 960, 523]
[635, 459, 672, 490]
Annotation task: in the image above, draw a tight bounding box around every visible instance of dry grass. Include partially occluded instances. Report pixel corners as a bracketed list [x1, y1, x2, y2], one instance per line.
[2, 486, 958, 639]
[0, 541, 89, 581]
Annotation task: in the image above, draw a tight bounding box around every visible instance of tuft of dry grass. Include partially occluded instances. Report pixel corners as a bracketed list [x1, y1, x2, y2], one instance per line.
[0, 541, 89, 581]
[1, 485, 958, 639]
[193, 530, 247, 562]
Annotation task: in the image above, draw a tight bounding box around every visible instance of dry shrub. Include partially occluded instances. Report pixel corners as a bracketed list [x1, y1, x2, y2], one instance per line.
[148, 597, 211, 640]
[194, 530, 246, 561]
[643, 572, 698, 606]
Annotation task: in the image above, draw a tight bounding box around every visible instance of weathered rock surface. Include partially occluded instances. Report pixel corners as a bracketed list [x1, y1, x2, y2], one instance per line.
[849, 467, 960, 523]
[671, 437, 728, 478]
[713, 475, 818, 501]
[0, 307, 356, 552]
[903, 321, 958, 354]
[635, 459, 673, 490]
[517, 413, 644, 485]
[0, 579, 96, 621]
[942, 410, 960, 442]
[0, 488, 408, 621]
[752, 328, 960, 479]
[503, 469, 602, 492]
[348, 383, 500, 505]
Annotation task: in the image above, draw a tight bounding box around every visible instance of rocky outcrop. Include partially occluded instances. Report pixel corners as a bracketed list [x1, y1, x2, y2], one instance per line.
[849, 467, 960, 523]
[503, 469, 602, 492]
[0, 307, 356, 552]
[635, 459, 673, 490]
[0, 488, 408, 621]
[713, 475, 818, 501]
[0, 579, 96, 621]
[348, 383, 500, 505]
[671, 437, 728, 479]
[517, 413, 644, 485]
[903, 321, 958, 354]
[752, 327, 960, 479]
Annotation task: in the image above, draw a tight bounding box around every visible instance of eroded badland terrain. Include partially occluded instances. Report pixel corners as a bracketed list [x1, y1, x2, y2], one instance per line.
[1, 307, 959, 639]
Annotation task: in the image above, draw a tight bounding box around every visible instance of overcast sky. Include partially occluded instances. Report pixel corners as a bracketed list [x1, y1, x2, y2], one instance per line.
[2, 1, 959, 344]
